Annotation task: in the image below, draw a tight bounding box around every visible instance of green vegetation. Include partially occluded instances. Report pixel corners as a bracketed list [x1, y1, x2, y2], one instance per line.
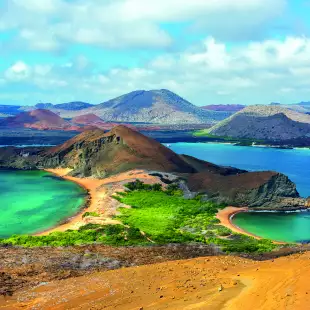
[0, 224, 148, 247]
[0, 180, 277, 253]
[206, 235, 276, 253]
[123, 179, 163, 191]
[115, 180, 277, 253]
[82, 211, 100, 218]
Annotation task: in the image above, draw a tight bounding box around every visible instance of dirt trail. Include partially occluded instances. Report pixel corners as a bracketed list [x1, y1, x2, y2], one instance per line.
[1, 252, 310, 310]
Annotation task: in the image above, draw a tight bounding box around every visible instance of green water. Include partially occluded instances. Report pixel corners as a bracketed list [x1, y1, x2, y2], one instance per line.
[233, 212, 310, 243]
[0, 170, 86, 238]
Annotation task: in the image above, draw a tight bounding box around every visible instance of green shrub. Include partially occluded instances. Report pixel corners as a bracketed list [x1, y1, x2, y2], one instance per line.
[0, 224, 149, 247]
[216, 226, 232, 236]
[124, 180, 163, 192]
[82, 211, 100, 218]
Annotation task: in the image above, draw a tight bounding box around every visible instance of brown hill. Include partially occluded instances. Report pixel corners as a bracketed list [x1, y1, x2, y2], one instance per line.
[0, 109, 78, 131]
[43, 125, 196, 177]
[71, 113, 103, 125]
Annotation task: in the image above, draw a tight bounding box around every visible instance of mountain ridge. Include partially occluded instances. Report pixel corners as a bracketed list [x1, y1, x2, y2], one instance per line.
[0, 89, 231, 125]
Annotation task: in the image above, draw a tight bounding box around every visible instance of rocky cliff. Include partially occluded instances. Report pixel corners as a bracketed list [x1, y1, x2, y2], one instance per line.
[187, 171, 303, 209]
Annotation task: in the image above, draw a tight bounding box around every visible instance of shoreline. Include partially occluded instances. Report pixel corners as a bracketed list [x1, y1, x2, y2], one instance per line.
[37, 168, 116, 235]
[216, 207, 261, 239]
[216, 207, 291, 244]
[36, 168, 164, 235]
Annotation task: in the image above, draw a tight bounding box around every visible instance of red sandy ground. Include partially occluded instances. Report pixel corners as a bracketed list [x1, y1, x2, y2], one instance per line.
[1, 252, 310, 310]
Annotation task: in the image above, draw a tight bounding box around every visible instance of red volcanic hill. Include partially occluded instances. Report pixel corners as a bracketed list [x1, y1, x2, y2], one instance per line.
[71, 113, 103, 125]
[0, 109, 78, 131]
[45, 125, 195, 176]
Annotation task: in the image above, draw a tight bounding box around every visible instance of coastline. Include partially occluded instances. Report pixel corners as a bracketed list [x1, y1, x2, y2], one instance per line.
[216, 206, 261, 239]
[37, 168, 164, 235]
[37, 168, 119, 235]
[216, 207, 290, 244]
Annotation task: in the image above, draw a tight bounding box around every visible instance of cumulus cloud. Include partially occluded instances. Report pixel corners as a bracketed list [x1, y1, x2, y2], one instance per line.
[0, 0, 287, 51]
[4, 61, 31, 81]
[2, 35, 310, 105]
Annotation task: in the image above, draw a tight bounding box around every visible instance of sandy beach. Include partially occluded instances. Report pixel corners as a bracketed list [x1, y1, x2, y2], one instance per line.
[216, 206, 261, 239]
[42, 169, 263, 239]
[39, 168, 164, 235]
[216, 207, 289, 245]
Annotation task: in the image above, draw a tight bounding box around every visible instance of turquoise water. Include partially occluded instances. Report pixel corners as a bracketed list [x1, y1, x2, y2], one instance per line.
[170, 142, 310, 242]
[233, 212, 310, 243]
[0, 170, 86, 238]
[170, 143, 310, 197]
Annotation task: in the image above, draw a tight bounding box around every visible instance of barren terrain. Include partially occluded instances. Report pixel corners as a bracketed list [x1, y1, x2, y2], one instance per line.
[2, 251, 310, 309]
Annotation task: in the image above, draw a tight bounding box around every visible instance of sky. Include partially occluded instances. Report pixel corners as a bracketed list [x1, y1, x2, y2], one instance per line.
[1, 0, 310, 106]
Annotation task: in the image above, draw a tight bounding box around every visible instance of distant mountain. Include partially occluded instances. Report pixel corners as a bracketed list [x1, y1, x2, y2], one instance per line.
[0, 90, 233, 125]
[0, 105, 23, 116]
[208, 105, 310, 141]
[201, 104, 245, 112]
[294, 101, 310, 106]
[0, 109, 77, 131]
[34, 101, 94, 111]
[35, 103, 54, 109]
[53, 101, 94, 111]
[58, 89, 231, 124]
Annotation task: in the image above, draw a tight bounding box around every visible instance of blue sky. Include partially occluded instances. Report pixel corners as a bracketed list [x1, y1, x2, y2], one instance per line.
[1, 0, 310, 106]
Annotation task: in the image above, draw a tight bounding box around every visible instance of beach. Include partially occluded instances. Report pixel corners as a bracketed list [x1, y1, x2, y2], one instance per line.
[39, 168, 164, 235]
[216, 206, 261, 239]
[42, 169, 263, 240]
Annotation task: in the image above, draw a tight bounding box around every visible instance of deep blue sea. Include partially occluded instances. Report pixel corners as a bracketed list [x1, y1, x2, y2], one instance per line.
[169, 143, 310, 198]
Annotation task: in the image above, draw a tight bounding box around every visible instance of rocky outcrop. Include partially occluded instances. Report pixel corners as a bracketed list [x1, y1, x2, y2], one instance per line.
[187, 171, 305, 210]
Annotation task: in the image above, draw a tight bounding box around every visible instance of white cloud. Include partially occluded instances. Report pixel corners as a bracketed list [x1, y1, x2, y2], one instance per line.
[0, 0, 287, 51]
[3, 35, 310, 105]
[4, 61, 31, 81]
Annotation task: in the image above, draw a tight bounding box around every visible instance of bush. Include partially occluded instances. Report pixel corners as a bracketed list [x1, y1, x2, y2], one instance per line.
[82, 212, 100, 218]
[216, 226, 232, 236]
[0, 224, 149, 247]
[124, 180, 163, 192]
